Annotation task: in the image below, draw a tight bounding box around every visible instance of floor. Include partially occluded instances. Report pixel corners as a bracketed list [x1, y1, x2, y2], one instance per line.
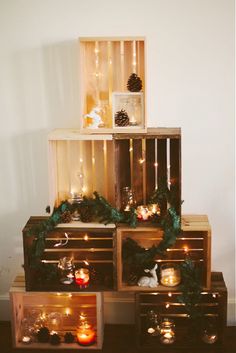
[1, 322, 236, 353]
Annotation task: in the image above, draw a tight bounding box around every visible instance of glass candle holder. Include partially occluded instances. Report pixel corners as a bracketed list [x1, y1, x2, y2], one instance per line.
[58, 257, 74, 284]
[68, 192, 83, 221]
[146, 310, 161, 336]
[160, 318, 176, 344]
[77, 318, 96, 346]
[160, 263, 181, 287]
[148, 203, 161, 217]
[20, 318, 32, 344]
[201, 318, 218, 344]
[137, 205, 150, 221]
[75, 268, 90, 288]
[121, 187, 136, 211]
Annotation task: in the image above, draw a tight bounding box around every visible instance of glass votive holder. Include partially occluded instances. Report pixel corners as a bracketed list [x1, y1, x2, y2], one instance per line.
[77, 320, 96, 346]
[201, 318, 218, 344]
[75, 268, 90, 288]
[160, 263, 181, 287]
[146, 310, 161, 336]
[121, 187, 136, 211]
[136, 205, 150, 221]
[160, 318, 176, 344]
[58, 257, 74, 284]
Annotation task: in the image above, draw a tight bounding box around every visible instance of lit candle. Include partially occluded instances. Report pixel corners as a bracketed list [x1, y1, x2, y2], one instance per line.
[22, 336, 31, 344]
[77, 321, 96, 346]
[75, 268, 90, 288]
[160, 319, 176, 344]
[160, 264, 181, 287]
[137, 205, 150, 221]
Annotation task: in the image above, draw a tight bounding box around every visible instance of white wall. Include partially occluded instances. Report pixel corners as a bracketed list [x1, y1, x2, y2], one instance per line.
[0, 0, 235, 324]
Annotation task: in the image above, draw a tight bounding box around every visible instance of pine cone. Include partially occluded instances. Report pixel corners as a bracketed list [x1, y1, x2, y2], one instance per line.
[79, 205, 93, 223]
[37, 327, 50, 343]
[60, 210, 72, 223]
[115, 109, 129, 127]
[127, 73, 142, 92]
[50, 333, 61, 345]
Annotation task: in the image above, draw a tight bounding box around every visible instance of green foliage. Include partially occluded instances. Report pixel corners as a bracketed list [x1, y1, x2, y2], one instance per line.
[177, 258, 203, 320]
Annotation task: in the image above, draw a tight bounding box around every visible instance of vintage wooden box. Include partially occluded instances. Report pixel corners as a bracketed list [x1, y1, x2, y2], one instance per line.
[117, 215, 211, 291]
[48, 128, 181, 216]
[135, 272, 227, 350]
[23, 217, 116, 291]
[79, 37, 146, 133]
[10, 275, 104, 349]
[114, 128, 181, 213]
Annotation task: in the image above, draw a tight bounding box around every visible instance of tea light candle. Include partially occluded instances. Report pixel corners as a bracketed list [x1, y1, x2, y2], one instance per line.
[22, 336, 31, 344]
[160, 264, 181, 287]
[148, 203, 160, 216]
[75, 268, 90, 288]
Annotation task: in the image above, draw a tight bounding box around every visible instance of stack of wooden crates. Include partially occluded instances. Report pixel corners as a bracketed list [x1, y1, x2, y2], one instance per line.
[10, 37, 227, 350]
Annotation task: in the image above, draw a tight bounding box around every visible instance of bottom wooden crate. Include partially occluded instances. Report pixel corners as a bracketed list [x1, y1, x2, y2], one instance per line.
[10, 275, 104, 349]
[135, 272, 227, 350]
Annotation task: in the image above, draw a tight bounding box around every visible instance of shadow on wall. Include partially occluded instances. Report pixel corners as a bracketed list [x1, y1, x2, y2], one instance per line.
[1, 38, 81, 293]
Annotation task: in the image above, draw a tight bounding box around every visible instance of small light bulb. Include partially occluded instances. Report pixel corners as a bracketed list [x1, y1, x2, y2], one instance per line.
[129, 147, 133, 152]
[168, 292, 172, 297]
[84, 234, 89, 241]
[154, 162, 158, 167]
[165, 303, 170, 309]
[83, 260, 89, 266]
[80, 158, 83, 163]
[139, 158, 145, 164]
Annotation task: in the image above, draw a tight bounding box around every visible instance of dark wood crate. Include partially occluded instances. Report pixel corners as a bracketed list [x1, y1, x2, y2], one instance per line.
[114, 128, 181, 215]
[135, 272, 227, 350]
[117, 215, 211, 291]
[23, 217, 116, 291]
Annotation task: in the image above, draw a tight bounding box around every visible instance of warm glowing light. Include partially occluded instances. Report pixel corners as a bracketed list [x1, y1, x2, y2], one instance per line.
[139, 158, 145, 164]
[65, 308, 71, 316]
[94, 48, 99, 54]
[165, 303, 170, 309]
[80, 158, 83, 163]
[183, 246, 189, 253]
[147, 327, 155, 334]
[168, 292, 172, 297]
[84, 234, 89, 241]
[83, 260, 89, 266]
[129, 147, 133, 152]
[154, 162, 158, 167]
[133, 61, 136, 66]
[82, 186, 87, 193]
[212, 293, 217, 298]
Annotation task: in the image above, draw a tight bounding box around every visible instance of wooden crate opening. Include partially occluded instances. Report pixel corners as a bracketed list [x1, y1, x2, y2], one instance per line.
[114, 128, 181, 215]
[48, 130, 115, 208]
[79, 37, 146, 133]
[23, 217, 116, 292]
[117, 215, 211, 291]
[10, 276, 104, 349]
[135, 272, 227, 349]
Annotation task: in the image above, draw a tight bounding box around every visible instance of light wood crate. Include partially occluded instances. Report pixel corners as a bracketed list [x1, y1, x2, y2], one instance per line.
[79, 37, 146, 133]
[135, 272, 227, 349]
[10, 275, 104, 349]
[48, 128, 181, 216]
[117, 215, 211, 291]
[23, 217, 116, 292]
[114, 127, 181, 214]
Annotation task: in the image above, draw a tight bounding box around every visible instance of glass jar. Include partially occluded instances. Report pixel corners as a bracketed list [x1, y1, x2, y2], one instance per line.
[75, 268, 90, 288]
[146, 310, 161, 336]
[58, 257, 74, 284]
[77, 314, 96, 346]
[160, 318, 176, 344]
[160, 263, 181, 287]
[121, 187, 136, 211]
[201, 318, 218, 344]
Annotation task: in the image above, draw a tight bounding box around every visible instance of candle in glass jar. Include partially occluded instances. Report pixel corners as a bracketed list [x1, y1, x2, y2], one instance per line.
[160, 264, 181, 287]
[137, 206, 150, 221]
[160, 318, 176, 344]
[75, 268, 89, 288]
[77, 321, 96, 346]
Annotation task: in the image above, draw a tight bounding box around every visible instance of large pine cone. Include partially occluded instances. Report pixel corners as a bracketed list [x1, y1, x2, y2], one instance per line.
[115, 109, 129, 126]
[79, 205, 93, 222]
[60, 210, 72, 223]
[127, 73, 142, 92]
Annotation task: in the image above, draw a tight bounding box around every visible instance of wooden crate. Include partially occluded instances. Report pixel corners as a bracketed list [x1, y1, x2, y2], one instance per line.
[79, 37, 146, 133]
[135, 272, 227, 350]
[48, 130, 116, 208]
[117, 215, 211, 291]
[23, 217, 116, 291]
[48, 128, 181, 215]
[114, 128, 181, 214]
[10, 275, 104, 349]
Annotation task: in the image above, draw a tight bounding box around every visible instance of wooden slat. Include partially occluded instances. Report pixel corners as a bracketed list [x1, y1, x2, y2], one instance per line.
[170, 137, 181, 214]
[146, 139, 155, 201]
[133, 139, 143, 204]
[115, 139, 131, 209]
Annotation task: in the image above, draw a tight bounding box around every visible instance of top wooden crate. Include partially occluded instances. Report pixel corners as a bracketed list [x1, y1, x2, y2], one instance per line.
[79, 37, 146, 133]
